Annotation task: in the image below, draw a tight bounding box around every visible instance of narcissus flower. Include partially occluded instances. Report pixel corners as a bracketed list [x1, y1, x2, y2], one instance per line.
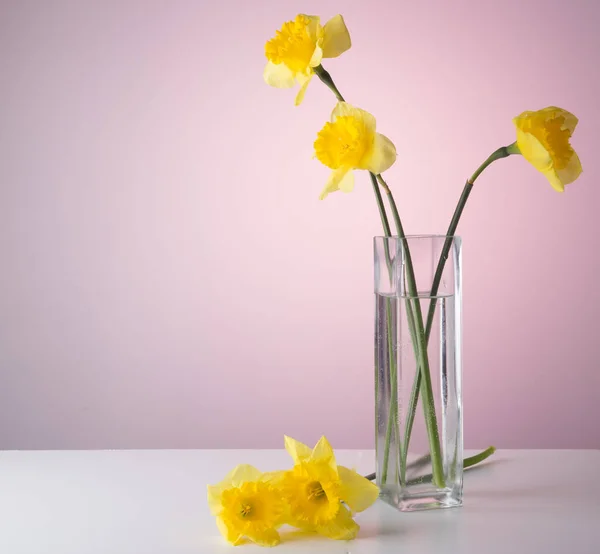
[513, 106, 582, 192]
[314, 102, 397, 200]
[264, 14, 351, 106]
[207, 465, 286, 547]
[279, 436, 379, 540]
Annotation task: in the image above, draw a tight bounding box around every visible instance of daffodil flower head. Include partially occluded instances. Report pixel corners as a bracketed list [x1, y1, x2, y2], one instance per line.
[314, 102, 397, 200]
[264, 14, 351, 106]
[207, 464, 286, 547]
[513, 106, 582, 192]
[280, 436, 379, 541]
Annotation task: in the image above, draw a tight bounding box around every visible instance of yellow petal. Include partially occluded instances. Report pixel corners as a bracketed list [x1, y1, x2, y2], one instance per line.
[556, 149, 583, 186]
[261, 469, 286, 487]
[225, 464, 263, 487]
[311, 436, 336, 464]
[515, 127, 552, 171]
[309, 44, 323, 68]
[263, 61, 295, 88]
[216, 516, 244, 546]
[207, 484, 223, 515]
[322, 15, 352, 58]
[544, 170, 566, 193]
[338, 466, 380, 513]
[295, 72, 313, 106]
[246, 528, 281, 547]
[560, 110, 579, 134]
[208, 465, 262, 515]
[284, 435, 313, 464]
[319, 168, 354, 200]
[362, 132, 397, 173]
[535, 106, 579, 134]
[330, 101, 352, 120]
[515, 128, 561, 190]
[541, 157, 582, 193]
[302, 14, 324, 68]
[331, 102, 376, 133]
[315, 506, 360, 540]
[304, 15, 321, 40]
[339, 170, 355, 193]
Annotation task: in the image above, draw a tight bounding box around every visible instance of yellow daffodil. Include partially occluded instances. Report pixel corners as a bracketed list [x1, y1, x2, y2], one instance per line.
[279, 436, 379, 541]
[207, 464, 286, 547]
[513, 106, 582, 192]
[264, 14, 351, 106]
[314, 102, 397, 200]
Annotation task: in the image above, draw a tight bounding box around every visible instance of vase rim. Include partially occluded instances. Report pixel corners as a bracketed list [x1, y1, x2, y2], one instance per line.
[373, 234, 462, 240]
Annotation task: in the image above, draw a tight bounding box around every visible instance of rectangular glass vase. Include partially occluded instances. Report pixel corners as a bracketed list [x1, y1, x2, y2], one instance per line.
[374, 235, 463, 511]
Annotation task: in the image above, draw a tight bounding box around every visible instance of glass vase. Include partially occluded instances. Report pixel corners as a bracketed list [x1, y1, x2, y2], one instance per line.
[374, 235, 463, 511]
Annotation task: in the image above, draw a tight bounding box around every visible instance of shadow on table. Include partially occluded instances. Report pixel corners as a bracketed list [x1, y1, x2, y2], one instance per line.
[279, 518, 406, 543]
[466, 485, 548, 501]
[355, 521, 406, 540]
[462, 458, 550, 501]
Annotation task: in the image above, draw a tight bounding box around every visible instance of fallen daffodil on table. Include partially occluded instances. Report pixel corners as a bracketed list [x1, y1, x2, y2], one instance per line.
[264, 14, 351, 106]
[279, 436, 379, 540]
[208, 437, 379, 546]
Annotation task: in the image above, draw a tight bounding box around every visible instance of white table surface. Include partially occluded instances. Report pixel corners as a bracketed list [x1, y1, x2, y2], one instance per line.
[0, 449, 599, 553]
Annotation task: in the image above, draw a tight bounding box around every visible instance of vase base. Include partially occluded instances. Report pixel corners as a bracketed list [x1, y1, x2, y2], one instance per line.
[379, 486, 463, 512]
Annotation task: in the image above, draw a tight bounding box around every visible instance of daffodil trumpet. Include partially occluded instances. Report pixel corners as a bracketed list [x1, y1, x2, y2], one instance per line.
[207, 465, 286, 547]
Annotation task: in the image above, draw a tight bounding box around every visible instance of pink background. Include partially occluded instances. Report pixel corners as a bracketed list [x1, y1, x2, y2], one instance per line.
[1, 0, 599, 450]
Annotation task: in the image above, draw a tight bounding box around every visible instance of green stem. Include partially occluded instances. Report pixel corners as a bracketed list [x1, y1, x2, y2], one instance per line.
[381, 298, 399, 483]
[370, 173, 391, 237]
[377, 175, 445, 489]
[403, 145, 514, 460]
[398, 296, 418, 485]
[315, 63, 451, 488]
[367, 168, 397, 486]
[314, 65, 345, 102]
[464, 446, 496, 468]
[404, 446, 497, 486]
[468, 144, 517, 184]
[402, 182, 474, 459]
[369, 173, 402, 484]
[316, 56, 405, 484]
[363, 446, 496, 482]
